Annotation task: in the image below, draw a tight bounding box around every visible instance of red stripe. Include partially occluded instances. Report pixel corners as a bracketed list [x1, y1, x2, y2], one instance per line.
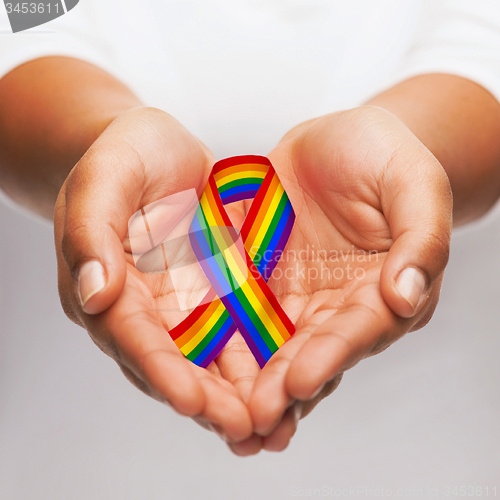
[243, 249, 295, 334]
[212, 155, 272, 176]
[169, 289, 217, 340]
[208, 176, 233, 226]
[240, 167, 275, 240]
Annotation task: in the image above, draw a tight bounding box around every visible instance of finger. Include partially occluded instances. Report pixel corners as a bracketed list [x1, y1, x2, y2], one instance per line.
[59, 108, 210, 315]
[92, 269, 252, 440]
[88, 270, 206, 416]
[215, 332, 260, 402]
[227, 434, 263, 457]
[298, 374, 343, 419]
[252, 374, 342, 452]
[380, 139, 452, 318]
[285, 282, 403, 400]
[248, 331, 311, 435]
[195, 373, 254, 443]
[181, 381, 255, 444]
[261, 404, 300, 452]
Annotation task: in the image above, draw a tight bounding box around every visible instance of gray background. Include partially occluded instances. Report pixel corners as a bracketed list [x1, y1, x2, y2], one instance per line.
[1, 194, 499, 499]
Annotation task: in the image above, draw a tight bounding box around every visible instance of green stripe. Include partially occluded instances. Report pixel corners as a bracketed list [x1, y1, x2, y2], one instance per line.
[199, 207, 239, 289]
[232, 286, 278, 352]
[186, 310, 231, 361]
[198, 208, 217, 255]
[224, 258, 237, 293]
[213, 251, 232, 284]
[253, 193, 288, 266]
[218, 177, 264, 194]
[195, 208, 212, 250]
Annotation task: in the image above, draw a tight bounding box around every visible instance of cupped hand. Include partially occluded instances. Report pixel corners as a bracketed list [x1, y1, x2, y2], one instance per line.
[55, 105, 453, 456]
[244, 105, 453, 453]
[54, 107, 257, 443]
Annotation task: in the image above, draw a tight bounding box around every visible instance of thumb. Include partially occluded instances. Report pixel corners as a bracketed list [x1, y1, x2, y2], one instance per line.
[56, 108, 211, 315]
[380, 144, 453, 318]
[58, 146, 132, 315]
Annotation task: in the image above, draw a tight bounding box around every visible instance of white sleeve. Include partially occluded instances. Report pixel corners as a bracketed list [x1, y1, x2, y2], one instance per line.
[0, 1, 114, 80]
[385, 0, 500, 103]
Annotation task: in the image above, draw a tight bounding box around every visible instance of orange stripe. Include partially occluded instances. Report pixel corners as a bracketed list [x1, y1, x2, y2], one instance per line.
[174, 298, 224, 346]
[244, 272, 290, 341]
[245, 173, 280, 248]
[213, 163, 269, 182]
[203, 185, 226, 227]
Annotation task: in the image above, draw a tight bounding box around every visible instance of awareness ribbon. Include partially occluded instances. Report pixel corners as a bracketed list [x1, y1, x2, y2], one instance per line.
[169, 155, 295, 368]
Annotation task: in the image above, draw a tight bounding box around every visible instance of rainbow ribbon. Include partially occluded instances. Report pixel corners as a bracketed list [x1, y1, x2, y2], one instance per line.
[169, 155, 295, 368]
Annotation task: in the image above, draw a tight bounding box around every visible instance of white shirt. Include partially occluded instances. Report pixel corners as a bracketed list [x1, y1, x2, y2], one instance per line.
[1, 0, 500, 157]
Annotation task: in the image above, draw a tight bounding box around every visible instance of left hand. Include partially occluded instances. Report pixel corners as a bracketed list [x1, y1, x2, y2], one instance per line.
[54, 107, 256, 445]
[234, 106, 452, 454]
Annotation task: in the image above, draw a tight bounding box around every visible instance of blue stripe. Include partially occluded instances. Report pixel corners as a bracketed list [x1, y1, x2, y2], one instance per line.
[191, 213, 242, 298]
[221, 291, 272, 363]
[257, 200, 292, 274]
[193, 317, 235, 365]
[193, 236, 235, 299]
[220, 185, 260, 203]
[191, 210, 219, 260]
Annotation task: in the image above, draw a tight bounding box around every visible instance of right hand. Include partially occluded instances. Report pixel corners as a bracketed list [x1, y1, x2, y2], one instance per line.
[246, 106, 453, 452]
[54, 107, 254, 443]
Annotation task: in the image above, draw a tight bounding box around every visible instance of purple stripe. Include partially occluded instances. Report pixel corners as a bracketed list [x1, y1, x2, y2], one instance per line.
[262, 211, 295, 281]
[222, 190, 258, 205]
[219, 293, 267, 368]
[199, 323, 238, 368]
[189, 230, 231, 301]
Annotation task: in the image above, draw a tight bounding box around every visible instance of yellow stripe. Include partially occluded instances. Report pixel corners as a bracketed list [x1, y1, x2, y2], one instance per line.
[215, 170, 267, 188]
[245, 273, 290, 341]
[245, 174, 280, 257]
[250, 183, 284, 254]
[174, 298, 219, 346]
[197, 206, 249, 288]
[179, 301, 227, 354]
[200, 191, 220, 227]
[209, 226, 248, 287]
[213, 163, 268, 182]
[222, 246, 247, 287]
[240, 280, 285, 348]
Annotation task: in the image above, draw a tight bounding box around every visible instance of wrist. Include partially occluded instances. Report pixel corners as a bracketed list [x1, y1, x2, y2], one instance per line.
[365, 74, 500, 224]
[0, 57, 142, 219]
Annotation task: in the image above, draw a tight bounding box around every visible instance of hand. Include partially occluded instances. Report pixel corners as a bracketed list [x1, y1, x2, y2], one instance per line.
[54, 107, 255, 443]
[244, 106, 452, 453]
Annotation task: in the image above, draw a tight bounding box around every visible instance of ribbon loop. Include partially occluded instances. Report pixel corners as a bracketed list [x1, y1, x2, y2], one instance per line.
[169, 155, 295, 368]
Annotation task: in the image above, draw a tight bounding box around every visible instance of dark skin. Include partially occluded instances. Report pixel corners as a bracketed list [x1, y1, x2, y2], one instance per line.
[1, 57, 500, 454]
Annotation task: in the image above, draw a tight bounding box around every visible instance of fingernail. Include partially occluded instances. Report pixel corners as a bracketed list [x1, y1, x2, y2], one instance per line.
[78, 260, 106, 310]
[310, 383, 324, 400]
[208, 423, 228, 442]
[396, 267, 426, 314]
[293, 402, 302, 423]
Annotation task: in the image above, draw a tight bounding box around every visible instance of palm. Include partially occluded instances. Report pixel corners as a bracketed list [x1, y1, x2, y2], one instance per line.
[267, 146, 392, 329]
[242, 107, 452, 450]
[217, 109, 399, 385]
[174, 109, 413, 450]
[193, 110, 407, 453]
[56, 108, 258, 442]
